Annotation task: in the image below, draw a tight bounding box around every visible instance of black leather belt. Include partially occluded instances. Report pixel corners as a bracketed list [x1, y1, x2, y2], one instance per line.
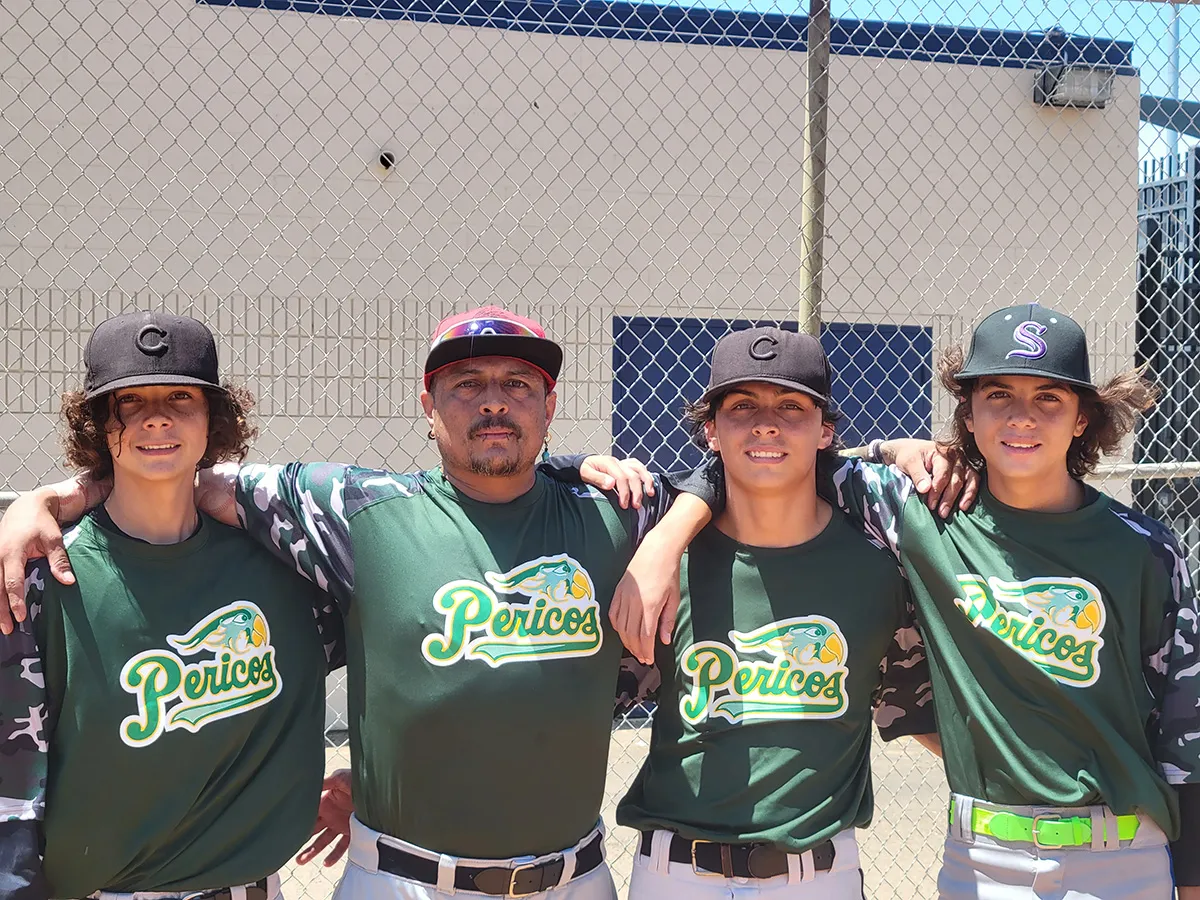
[639, 831, 836, 879]
[376, 833, 604, 896]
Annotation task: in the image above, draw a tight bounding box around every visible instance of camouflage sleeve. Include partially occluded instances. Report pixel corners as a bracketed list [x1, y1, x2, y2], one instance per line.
[1173, 784, 1200, 885]
[538, 454, 589, 481]
[235, 462, 356, 610]
[543, 470, 698, 551]
[662, 463, 722, 515]
[817, 455, 917, 558]
[614, 649, 661, 718]
[873, 578, 936, 740]
[539, 454, 723, 529]
[1125, 512, 1200, 785]
[625, 475, 676, 548]
[683, 454, 915, 551]
[1148, 538, 1200, 881]
[0, 562, 50, 900]
[312, 590, 347, 675]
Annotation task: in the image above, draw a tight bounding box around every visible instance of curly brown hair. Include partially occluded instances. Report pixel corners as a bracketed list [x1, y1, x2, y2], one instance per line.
[61, 383, 258, 480]
[682, 387, 845, 460]
[936, 345, 1159, 478]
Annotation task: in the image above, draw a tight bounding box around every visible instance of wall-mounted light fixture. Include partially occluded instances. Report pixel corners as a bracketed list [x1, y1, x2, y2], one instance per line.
[1034, 64, 1116, 108]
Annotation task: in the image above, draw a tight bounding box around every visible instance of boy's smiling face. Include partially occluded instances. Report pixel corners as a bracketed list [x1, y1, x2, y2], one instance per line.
[105, 384, 210, 485]
[705, 381, 833, 493]
[966, 375, 1088, 483]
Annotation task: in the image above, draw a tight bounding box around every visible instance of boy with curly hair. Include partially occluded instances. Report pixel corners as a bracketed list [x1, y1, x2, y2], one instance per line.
[0, 312, 345, 900]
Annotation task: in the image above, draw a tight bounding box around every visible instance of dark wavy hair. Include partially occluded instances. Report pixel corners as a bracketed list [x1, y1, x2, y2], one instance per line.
[936, 345, 1159, 479]
[61, 383, 258, 480]
[681, 386, 845, 464]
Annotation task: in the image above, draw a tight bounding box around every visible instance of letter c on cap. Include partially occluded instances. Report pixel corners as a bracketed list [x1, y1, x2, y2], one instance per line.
[749, 335, 779, 361]
[136, 325, 169, 357]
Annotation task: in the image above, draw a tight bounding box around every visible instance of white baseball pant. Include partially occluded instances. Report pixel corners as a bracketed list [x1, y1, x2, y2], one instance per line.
[938, 793, 1172, 899]
[627, 828, 866, 899]
[332, 815, 616, 900]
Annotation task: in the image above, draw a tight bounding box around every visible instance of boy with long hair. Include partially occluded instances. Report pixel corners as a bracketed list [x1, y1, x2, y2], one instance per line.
[0, 312, 344, 900]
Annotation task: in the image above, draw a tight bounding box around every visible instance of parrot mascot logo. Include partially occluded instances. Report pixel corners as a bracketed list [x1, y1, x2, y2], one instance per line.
[680, 616, 851, 724]
[953, 575, 1106, 687]
[422, 554, 602, 667]
[120, 601, 282, 746]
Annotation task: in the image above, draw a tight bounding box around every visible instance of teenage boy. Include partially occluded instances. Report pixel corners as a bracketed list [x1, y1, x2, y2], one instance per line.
[617, 304, 1200, 899]
[615, 326, 937, 898]
[0, 313, 345, 900]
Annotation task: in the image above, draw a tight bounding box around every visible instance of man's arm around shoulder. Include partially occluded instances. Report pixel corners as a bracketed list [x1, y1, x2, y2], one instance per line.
[0, 477, 107, 633]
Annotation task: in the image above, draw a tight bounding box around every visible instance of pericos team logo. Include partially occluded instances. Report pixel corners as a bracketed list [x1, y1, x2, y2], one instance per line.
[680, 616, 850, 724]
[953, 575, 1106, 687]
[421, 554, 602, 667]
[119, 602, 282, 747]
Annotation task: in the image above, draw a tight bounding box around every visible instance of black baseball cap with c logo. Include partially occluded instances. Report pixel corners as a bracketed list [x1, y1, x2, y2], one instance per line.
[700, 326, 834, 406]
[83, 312, 224, 400]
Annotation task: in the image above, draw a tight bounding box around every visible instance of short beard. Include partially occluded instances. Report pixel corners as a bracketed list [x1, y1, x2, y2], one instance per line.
[467, 455, 526, 477]
[463, 414, 533, 477]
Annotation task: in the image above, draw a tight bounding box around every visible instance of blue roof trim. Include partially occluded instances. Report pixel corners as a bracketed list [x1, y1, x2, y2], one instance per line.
[200, 0, 1137, 75]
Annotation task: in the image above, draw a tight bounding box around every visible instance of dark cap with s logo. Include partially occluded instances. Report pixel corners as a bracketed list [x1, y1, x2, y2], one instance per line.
[700, 326, 834, 406]
[954, 303, 1094, 390]
[83, 311, 224, 400]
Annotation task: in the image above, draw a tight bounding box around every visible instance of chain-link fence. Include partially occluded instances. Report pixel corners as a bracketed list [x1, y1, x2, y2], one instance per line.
[3, 0, 1200, 896]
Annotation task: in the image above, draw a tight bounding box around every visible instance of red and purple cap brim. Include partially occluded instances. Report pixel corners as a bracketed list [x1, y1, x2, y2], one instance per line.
[423, 308, 563, 390]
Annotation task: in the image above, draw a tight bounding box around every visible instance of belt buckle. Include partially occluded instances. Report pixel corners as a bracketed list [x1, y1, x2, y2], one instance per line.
[507, 861, 540, 897]
[690, 840, 721, 877]
[1031, 814, 1065, 849]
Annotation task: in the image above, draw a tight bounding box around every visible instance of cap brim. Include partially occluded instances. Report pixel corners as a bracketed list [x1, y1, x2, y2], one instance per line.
[83, 373, 225, 400]
[424, 335, 563, 387]
[953, 366, 1095, 390]
[700, 376, 831, 406]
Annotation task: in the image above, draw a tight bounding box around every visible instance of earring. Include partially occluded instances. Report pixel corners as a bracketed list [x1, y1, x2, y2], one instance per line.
[427, 428, 435, 440]
[541, 431, 551, 463]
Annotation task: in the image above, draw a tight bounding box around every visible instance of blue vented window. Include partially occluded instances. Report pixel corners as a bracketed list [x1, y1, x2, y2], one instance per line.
[612, 317, 932, 472]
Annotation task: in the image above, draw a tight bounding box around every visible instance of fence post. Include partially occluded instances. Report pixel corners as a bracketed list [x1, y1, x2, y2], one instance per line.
[797, 0, 830, 338]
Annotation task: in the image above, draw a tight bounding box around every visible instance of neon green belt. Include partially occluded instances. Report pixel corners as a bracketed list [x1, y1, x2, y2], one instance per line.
[949, 800, 1139, 849]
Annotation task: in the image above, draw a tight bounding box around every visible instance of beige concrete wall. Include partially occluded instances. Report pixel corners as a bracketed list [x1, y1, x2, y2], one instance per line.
[0, 0, 1143, 749]
[1, 0, 1140, 470]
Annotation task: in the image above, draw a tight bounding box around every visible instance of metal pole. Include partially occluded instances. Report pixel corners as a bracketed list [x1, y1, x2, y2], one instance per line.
[798, 0, 831, 336]
[1167, 1, 1182, 157]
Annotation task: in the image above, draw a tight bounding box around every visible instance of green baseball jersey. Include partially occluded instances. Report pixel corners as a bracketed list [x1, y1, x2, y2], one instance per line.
[824, 458, 1200, 837]
[618, 512, 934, 850]
[0, 511, 343, 900]
[233, 462, 682, 859]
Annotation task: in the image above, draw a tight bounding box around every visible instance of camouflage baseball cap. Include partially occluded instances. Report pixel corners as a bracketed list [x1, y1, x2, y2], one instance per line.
[954, 303, 1094, 390]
